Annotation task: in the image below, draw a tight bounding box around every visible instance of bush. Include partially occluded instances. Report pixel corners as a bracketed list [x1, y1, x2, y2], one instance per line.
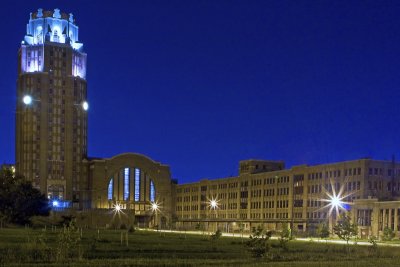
[382, 227, 395, 241]
[246, 226, 272, 258]
[316, 223, 330, 239]
[278, 223, 291, 251]
[368, 235, 379, 256]
[128, 225, 135, 233]
[211, 229, 222, 241]
[0, 169, 50, 225]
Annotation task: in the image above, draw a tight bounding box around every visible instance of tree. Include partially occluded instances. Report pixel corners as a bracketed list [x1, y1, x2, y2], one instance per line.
[382, 227, 395, 241]
[246, 225, 272, 258]
[279, 223, 291, 251]
[316, 222, 330, 240]
[333, 213, 358, 246]
[0, 169, 50, 225]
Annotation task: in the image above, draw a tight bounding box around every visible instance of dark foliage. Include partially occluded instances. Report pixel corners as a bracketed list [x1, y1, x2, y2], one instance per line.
[246, 226, 272, 258]
[0, 169, 50, 225]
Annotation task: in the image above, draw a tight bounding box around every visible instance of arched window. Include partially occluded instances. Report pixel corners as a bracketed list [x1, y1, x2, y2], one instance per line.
[135, 168, 140, 201]
[150, 180, 156, 202]
[124, 168, 130, 200]
[108, 178, 113, 200]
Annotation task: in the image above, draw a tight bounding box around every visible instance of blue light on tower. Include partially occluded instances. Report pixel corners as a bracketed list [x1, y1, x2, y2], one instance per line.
[21, 8, 86, 79]
[52, 200, 59, 207]
[51, 199, 70, 209]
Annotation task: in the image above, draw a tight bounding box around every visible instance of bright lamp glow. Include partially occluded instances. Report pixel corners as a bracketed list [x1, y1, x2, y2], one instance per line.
[330, 196, 341, 209]
[210, 200, 217, 208]
[151, 203, 159, 212]
[52, 200, 59, 207]
[208, 197, 219, 210]
[82, 101, 89, 111]
[319, 180, 355, 216]
[114, 204, 121, 212]
[23, 95, 32, 105]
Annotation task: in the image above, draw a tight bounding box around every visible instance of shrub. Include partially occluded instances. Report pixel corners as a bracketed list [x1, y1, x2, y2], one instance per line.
[279, 223, 291, 251]
[368, 235, 379, 256]
[382, 227, 395, 241]
[333, 213, 358, 246]
[211, 229, 222, 241]
[246, 226, 272, 258]
[316, 222, 330, 239]
[56, 222, 83, 261]
[128, 225, 135, 233]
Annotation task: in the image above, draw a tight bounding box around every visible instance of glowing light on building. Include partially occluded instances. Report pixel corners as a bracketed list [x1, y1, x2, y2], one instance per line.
[151, 202, 159, 212]
[51, 199, 70, 209]
[82, 101, 89, 111]
[319, 180, 354, 216]
[108, 178, 113, 200]
[23, 95, 33, 105]
[150, 180, 156, 202]
[24, 8, 80, 47]
[115, 203, 121, 212]
[52, 200, 59, 207]
[72, 52, 87, 79]
[135, 168, 140, 201]
[208, 197, 219, 210]
[21, 8, 87, 79]
[124, 168, 130, 201]
[20, 46, 44, 73]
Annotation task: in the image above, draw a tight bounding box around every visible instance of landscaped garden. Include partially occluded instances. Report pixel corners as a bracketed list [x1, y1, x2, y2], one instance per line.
[1, 225, 400, 267]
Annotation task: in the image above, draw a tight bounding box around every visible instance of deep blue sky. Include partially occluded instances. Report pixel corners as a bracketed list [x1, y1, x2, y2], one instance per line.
[1, 1, 400, 183]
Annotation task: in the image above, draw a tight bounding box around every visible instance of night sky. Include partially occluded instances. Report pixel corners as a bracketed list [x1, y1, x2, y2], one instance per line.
[1, 1, 400, 183]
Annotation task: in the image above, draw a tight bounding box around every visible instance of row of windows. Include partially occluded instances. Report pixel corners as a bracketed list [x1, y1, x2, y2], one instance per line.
[177, 167, 400, 196]
[368, 168, 400, 176]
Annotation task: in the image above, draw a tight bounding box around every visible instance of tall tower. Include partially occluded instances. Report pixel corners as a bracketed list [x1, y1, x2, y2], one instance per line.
[16, 8, 88, 207]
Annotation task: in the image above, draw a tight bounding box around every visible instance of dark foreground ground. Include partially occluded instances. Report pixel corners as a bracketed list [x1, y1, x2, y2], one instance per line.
[1, 227, 400, 266]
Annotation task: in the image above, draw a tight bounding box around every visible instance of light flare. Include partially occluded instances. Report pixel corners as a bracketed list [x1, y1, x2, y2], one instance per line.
[318, 178, 356, 216]
[151, 201, 160, 212]
[207, 197, 219, 210]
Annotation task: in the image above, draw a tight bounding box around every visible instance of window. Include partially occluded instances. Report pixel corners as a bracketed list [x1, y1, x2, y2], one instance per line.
[107, 178, 113, 200]
[150, 180, 156, 202]
[135, 168, 140, 201]
[124, 168, 130, 201]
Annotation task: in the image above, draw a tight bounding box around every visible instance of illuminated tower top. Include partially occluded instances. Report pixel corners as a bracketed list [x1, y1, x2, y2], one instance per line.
[20, 8, 86, 79]
[23, 8, 83, 51]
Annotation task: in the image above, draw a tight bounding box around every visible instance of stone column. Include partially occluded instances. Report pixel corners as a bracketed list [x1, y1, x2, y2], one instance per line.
[394, 208, 398, 235]
[371, 206, 379, 237]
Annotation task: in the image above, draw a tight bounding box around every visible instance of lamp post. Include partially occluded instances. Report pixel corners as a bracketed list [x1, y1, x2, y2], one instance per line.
[209, 198, 219, 232]
[151, 202, 159, 229]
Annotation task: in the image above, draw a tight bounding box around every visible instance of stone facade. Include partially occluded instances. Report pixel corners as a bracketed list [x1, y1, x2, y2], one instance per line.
[84, 153, 176, 227]
[175, 158, 400, 237]
[16, 9, 87, 206]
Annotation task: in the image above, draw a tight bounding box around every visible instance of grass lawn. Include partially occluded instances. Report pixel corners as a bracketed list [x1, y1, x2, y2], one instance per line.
[1, 227, 400, 266]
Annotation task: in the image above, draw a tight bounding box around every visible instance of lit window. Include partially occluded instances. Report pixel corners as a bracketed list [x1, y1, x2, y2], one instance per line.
[150, 180, 156, 202]
[135, 168, 140, 201]
[124, 168, 130, 201]
[108, 178, 113, 200]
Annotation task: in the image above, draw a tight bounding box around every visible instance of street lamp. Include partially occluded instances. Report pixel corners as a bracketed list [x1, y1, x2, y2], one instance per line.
[210, 200, 217, 210]
[208, 197, 219, 232]
[114, 203, 122, 212]
[151, 201, 160, 229]
[320, 183, 351, 233]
